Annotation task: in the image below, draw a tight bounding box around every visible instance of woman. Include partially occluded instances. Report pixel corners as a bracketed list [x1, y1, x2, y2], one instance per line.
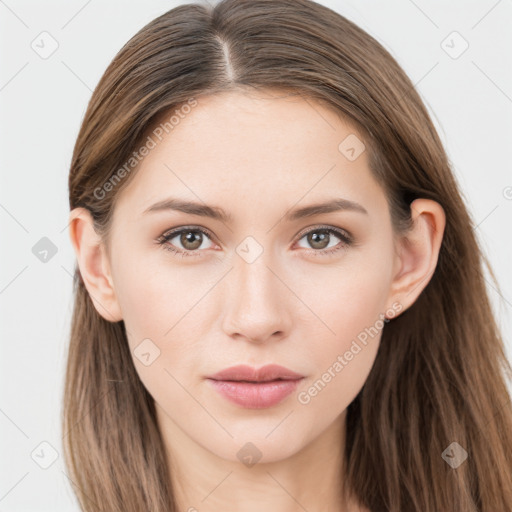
[63, 0, 512, 510]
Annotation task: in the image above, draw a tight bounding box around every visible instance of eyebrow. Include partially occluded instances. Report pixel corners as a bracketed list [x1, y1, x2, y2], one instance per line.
[143, 196, 368, 222]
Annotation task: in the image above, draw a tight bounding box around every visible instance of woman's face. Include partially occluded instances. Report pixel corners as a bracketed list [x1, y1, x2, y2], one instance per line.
[103, 89, 403, 463]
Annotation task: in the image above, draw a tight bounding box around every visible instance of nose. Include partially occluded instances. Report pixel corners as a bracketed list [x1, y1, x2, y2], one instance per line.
[221, 252, 292, 344]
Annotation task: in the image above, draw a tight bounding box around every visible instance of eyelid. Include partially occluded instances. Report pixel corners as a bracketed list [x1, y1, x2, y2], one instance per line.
[293, 223, 353, 244]
[160, 225, 216, 242]
[160, 223, 353, 243]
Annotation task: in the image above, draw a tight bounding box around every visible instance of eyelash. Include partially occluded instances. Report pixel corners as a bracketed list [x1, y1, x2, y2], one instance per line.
[156, 224, 353, 259]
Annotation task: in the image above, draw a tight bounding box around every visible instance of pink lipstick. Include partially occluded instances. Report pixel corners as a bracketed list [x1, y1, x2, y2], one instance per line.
[206, 364, 304, 409]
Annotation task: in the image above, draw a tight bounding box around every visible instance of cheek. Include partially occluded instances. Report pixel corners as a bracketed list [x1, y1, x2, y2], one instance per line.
[113, 248, 213, 339]
[113, 258, 205, 415]
[113, 258, 168, 337]
[295, 301, 384, 418]
[112, 254, 222, 386]
[295, 254, 391, 409]
[306, 252, 390, 347]
[318, 232, 394, 346]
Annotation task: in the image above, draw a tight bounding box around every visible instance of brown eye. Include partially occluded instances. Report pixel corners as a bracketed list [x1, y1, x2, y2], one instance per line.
[179, 230, 204, 250]
[306, 230, 331, 250]
[296, 226, 352, 256]
[158, 227, 215, 256]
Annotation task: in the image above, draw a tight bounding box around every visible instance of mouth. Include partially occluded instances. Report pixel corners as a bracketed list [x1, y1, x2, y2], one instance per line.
[206, 365, 304, 409]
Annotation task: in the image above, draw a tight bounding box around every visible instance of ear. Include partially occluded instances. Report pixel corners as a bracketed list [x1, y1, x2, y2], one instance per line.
[68, 207, 123, 322]
[385, 198, 446, 317]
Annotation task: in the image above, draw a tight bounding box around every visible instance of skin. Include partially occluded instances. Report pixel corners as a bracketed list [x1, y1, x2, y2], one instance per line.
[69, 88, 445, 512]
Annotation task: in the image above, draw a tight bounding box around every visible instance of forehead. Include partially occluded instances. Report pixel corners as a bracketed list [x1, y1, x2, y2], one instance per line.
[113, 89, 386, 222]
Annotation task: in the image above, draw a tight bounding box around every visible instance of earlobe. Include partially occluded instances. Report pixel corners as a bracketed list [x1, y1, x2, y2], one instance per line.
[386, 198, 446, 316]
[68, 208, 123, 323]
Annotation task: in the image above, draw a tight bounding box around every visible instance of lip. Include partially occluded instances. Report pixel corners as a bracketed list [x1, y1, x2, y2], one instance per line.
[206, 364, 304, 409]
[208, 364, 304, 382]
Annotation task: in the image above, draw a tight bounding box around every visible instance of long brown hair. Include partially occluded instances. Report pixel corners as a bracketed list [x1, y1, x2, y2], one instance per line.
[63, 0, 512, 510]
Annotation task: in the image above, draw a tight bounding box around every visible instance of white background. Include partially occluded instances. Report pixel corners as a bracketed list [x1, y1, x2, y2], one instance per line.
[1, 0, 511, 510]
